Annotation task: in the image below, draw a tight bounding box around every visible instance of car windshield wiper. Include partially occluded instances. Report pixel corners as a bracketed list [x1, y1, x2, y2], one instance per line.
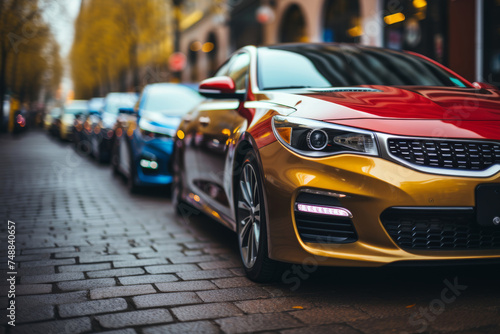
[262, 85, 312, 90]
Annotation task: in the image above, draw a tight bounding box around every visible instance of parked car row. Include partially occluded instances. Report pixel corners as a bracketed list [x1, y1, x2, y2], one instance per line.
[45, 43, 500, 283]
[46, 85, 204, 194]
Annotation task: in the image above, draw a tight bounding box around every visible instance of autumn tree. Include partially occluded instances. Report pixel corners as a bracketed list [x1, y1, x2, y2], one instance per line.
[71, 0, 172, 99]
[0, 0, 63, 128]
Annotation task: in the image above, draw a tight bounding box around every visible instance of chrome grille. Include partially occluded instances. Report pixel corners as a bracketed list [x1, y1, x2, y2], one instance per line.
[387, 138, 500, 171]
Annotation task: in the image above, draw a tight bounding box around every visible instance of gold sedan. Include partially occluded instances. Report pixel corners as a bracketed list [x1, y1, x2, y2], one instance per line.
[173, 44, 500, 282]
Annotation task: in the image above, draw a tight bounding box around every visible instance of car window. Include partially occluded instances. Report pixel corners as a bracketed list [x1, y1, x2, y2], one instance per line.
[228, 53, 250, 92]
[141, 85, 204, 116]
[65, 101, 88, 114]
[51, 108, 62, 117]
[257, 45, 470, 89]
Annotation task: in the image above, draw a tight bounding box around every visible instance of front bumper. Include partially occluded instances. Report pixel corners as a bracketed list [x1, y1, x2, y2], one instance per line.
[134, 136, 174, 186]
[259, 141, 500, 267]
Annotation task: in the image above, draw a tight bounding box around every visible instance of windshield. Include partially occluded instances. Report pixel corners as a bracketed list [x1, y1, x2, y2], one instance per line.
[64, 101, 88, 114]
[51, 108, 62, 117]
[88, 98, 104, 113]
[65, 108, 87, 115]
[257, 45, 470, 90]
[105, 93, 138, 114]
[141, 85, 203, 116]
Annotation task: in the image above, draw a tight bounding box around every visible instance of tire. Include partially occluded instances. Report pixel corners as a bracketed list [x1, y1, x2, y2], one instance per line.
[111, 136, 120, 176]
[76, 138, 91, 156]
[236, 151, 284, 282]
[171, 148, 183, 214]
[127, 148, 139, 194]
[92, 135, 108, 163]
[72, 131, 79, 149]
[96, 144, 107, 163]
[91, 136, 98, 159]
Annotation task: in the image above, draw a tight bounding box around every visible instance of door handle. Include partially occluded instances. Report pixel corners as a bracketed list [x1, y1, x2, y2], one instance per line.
[199, 116, 210, 126]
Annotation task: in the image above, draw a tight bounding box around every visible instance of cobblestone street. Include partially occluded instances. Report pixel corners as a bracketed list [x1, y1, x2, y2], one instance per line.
[1, 131, 500, 334]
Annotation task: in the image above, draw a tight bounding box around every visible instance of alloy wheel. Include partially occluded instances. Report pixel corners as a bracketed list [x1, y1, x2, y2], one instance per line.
[171, 157, 182, 210]
[237, 163, 261, 268]
[111, 139, 120, 176]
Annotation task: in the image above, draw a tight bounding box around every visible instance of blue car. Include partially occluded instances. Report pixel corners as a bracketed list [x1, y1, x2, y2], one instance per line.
[111, 83, 203, 192]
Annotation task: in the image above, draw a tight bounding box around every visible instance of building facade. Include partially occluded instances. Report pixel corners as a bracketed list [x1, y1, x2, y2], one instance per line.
[177, 0, 230, 82]
[180, 0, 500, 86]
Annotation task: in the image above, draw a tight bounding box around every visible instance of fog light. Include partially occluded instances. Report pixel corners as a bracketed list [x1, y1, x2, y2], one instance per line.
[296, 203, 352, 218]
[140, 159, 158, 169]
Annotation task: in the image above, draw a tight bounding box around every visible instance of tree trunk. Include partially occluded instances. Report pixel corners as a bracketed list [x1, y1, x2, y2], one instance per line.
[129, 43, 139, 92]
[0, 46, 8, 132]
[11, 52, 18, 93]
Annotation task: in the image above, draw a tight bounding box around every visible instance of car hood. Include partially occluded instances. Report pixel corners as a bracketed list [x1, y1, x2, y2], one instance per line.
[139, 111, 181, 136]
[284, 86, 500, 140]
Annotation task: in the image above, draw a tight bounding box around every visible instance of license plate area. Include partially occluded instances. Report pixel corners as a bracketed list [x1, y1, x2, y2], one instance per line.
[476, 184, 500, 226]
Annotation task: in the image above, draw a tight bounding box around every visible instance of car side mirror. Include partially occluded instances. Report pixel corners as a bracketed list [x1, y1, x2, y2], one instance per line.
[472, 82, 499, 90]
[118, 107, 135, 115]
[199, 76, 244, 100]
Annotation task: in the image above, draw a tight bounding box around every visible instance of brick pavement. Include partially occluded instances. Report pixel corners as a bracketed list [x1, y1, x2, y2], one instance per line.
[1, 131, 500, 333]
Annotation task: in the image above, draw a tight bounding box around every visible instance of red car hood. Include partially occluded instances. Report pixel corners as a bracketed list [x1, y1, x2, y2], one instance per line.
[288, 86, 500, 140]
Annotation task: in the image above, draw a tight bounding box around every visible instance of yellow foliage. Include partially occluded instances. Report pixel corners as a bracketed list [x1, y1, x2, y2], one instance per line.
[0, 0, 63, 103]
[71, 0, 173, 99]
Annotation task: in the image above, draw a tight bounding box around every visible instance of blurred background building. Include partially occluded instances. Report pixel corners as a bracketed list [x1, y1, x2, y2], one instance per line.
[180, 0, 500, 87]
[60, 0, 500, 98]
[2, 0, 500, 132]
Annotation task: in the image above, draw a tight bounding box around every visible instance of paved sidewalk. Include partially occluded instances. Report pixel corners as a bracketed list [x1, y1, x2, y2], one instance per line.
[1, 131, 500, 334]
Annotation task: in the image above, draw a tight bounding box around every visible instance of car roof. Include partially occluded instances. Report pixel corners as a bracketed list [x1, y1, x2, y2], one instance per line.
[105, 92, 138, 102]
[253, 42, 404, 54]
[144, 82, 198, 89]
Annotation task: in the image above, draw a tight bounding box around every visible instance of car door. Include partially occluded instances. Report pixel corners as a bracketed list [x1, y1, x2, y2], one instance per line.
[194, 52, 250, 218]
[182, 59, 232, 197]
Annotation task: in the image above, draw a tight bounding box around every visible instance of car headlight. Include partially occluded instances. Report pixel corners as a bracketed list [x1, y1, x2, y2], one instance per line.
[272, 116, 378, 157]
